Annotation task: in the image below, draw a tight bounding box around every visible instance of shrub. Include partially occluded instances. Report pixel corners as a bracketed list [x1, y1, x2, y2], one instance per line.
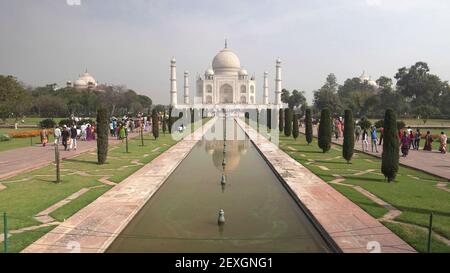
[58, 119, 74, 127]
[284, 108, 292, 137]
[374, 119, 384, 129]
[266, 109, 272, 130]
[0, 134, 11, 142]
[292, 113, 299, 140]
[305, 108, 313, 145]
[279, 109, 284, 132]
[39, 118, 56, 129]
[96, 108, 109, 164]
[381, 109, 399, 182]
[152, 109, 160, 140]
[343, 110, 355, 163]
[397, 120, 406, 130]
[318, 108, 331, 153]
[358, 117, 372, 130]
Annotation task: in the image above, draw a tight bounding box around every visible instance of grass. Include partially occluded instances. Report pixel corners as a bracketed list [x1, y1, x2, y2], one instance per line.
[0, 128, 55, 152]
[247, 118, 450, 252]
[382, 221, 450, 253]
[1, 117, 65, 126]
[0, 225, 56, 254]
[0, 118, 209, 252]
[369, 118, 450, 127]
[330, 183, 389, 219]
[50, 186, 112, 222]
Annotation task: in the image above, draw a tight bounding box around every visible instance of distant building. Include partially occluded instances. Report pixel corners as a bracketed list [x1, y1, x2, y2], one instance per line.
[359, 71, 378, 88]
[66, 69, 99, 90]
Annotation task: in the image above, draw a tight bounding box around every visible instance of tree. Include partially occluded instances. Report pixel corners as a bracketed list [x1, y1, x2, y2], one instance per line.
[96, 108, 109, 164]
[292, 113, 299, 140]
[313, 74, 342, 114]
[162, 109, 167, 134]
[0, 75, 32, 121]
[278, 108, 284, 132]
[168, 106, 173, 134]
[358, 117, 372, 130]
[281, 89, 307, 109]
[342, 109, 355, 163]
[381, 109, 399, 182]
[305, 108, 313, 145]
[266, 108, 272, 130]
[152, 109, 159, 140]
[284, 108, 292, 137]
[318, 108, 331, 153]
[413, 105, 439, 124]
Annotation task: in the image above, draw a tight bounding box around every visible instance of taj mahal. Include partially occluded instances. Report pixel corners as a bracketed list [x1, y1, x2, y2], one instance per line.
[169, 42, 283, 111]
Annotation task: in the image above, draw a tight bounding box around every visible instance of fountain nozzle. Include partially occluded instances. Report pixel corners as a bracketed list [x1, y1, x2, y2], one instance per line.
[218, 209, 225, 225]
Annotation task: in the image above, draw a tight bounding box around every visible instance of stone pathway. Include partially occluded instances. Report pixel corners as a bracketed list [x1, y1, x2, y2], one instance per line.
[22, 118, 217, 253]
[237, 118, 415, 253]
[0, 132, 140, 180]
[436, 182, 450, 193]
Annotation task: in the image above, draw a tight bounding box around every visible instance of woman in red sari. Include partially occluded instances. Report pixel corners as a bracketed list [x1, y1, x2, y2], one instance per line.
[439, 132, 447, 154]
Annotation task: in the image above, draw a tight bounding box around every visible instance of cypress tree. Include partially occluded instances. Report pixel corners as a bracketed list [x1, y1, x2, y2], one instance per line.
[96, 108, 109, 164]
[292, 113, 299, 140]
[318, 108, 331, 153]
[162, 110, 167, 134]
[342, 109, 355, 163]
[168, 106, 173, 134]
[305, 108, 313, 145]
[267, 108, 272, 130]
[381, 109, 399, 182]
[279, 108, 284, 133]
[152, 109, 160, 140]
[284, 108, 292, 137]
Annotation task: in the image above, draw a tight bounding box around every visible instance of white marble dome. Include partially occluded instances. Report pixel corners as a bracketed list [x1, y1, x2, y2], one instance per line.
[78, 72, 97, 85]
[239, 68, 248, 76]
[74, 78, 87, 87]
[212, 47, 241, 75]
[205, 68, 214, 76]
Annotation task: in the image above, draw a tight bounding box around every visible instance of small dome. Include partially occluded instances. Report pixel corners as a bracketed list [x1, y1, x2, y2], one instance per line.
[368, 80, 378, 87]
[212, 47, 241, 75]
[239, 68, 248, 76]
[78, 72, 97, 86]
[205, 68, 214, 76]
[74, 79, 87, 87]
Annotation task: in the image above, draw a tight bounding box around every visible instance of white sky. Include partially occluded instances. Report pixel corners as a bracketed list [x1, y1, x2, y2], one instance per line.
[1, 0, 450, 104]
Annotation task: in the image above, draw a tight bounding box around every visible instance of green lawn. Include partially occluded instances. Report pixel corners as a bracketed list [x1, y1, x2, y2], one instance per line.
[247, 118, 450, 252]
[0, 128, 56, 152]
[1, 117, 66, 126]
[0, 118, 210, 252]
[369, 118, 450, 127]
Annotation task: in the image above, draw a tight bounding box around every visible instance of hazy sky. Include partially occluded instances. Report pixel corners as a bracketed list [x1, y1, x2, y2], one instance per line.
[1, 0, 450, 104]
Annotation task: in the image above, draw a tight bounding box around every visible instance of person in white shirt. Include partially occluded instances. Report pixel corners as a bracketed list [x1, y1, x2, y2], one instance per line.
[54, 126, 61, 145]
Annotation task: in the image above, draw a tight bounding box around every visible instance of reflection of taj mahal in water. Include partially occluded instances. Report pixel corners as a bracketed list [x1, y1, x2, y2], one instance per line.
[169, 41, 282, 111]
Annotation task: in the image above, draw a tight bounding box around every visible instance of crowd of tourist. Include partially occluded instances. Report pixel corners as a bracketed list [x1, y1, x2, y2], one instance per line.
[324, 117, 448, 157]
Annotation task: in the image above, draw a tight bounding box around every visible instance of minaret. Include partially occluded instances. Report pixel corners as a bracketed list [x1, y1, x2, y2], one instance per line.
[275, 58, 282, 105]
[184, 71, 190, 104]
[263, 71, 269, 105]
[170, 58, 177, 106]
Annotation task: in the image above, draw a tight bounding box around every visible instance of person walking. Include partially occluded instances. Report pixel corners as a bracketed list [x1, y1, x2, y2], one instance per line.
[401, 131, 410, 157]
[409, 131, 415, 150]
[53, 126, 61, 146]
[61, 125, 70, 151]
[424, 131, 433, 151]
[40, 128, 48, 147]
[361, 129, 369, 152]
[378, 127, 384, 145]
[355, 124, 361, 143]
[370, 127, 378, 153]
[69, 125, 78, 151]
[439, 131, 447, 154]
[414, 129, 421, 151]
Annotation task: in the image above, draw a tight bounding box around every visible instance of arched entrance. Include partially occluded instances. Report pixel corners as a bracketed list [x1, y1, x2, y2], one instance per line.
[220, 84, 233, 104]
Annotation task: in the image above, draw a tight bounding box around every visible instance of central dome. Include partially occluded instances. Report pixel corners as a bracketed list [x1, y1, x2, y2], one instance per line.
[212, 47, 241, 75]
